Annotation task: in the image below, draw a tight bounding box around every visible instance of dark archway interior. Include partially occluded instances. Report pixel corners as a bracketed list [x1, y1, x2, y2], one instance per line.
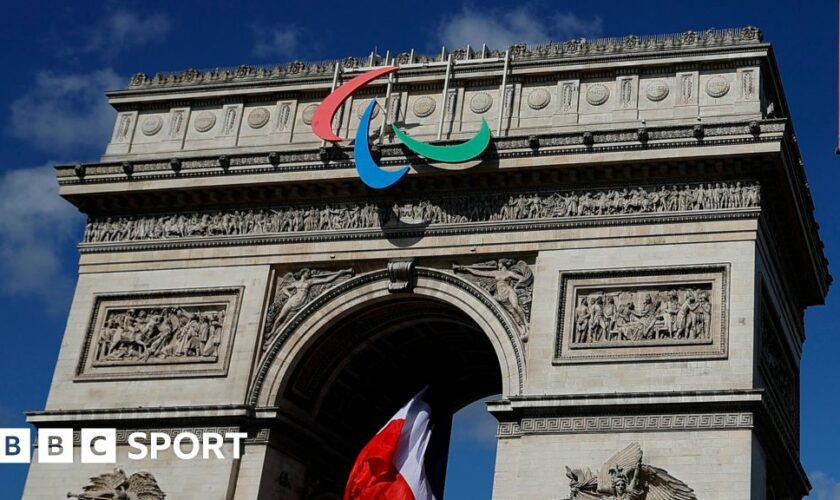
[276, 296, 503, 498]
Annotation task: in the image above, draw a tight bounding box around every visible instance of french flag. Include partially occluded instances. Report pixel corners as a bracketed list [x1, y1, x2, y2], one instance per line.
[344, 390, 435, 500]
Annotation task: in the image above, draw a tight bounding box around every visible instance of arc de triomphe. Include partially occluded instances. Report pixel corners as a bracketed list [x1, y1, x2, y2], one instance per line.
[23, 26, 828, 499]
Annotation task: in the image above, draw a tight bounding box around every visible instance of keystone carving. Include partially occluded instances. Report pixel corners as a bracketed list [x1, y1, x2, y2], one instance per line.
[564, 442, 696, 499]
[388, 258, 416, 293]
[68, 467, 166, 500]
[452, 259, 533, 341]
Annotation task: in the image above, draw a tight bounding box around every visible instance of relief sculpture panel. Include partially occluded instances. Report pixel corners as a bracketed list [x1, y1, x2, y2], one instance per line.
[262, 267, 355, 351]
[76, 288, 242, 380]
[555, 266, 728, 364]
[82, 182, 760, 247]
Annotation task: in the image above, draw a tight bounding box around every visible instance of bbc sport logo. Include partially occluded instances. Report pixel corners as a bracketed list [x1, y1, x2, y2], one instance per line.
[0, 428, 247, 463]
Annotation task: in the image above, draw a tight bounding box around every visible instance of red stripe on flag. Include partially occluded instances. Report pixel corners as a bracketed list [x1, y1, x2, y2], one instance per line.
[344, 419, 416, 500]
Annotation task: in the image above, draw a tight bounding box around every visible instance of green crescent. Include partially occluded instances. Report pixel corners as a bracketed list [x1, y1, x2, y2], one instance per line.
[391, 119, 491, 163]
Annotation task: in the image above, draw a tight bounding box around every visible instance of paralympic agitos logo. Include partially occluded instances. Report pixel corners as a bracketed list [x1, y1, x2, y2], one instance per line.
[311, 66, 491, 189]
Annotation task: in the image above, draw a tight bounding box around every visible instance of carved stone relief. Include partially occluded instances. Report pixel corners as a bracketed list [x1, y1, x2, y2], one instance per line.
[586, 84, 610, 106]
[470, 92, 493, 114]
[222, 107, 238, 134]
[92, 304, 226, 365]
[705, 75, 730, 98]
[168, 110, 185, 138]
[741, 69, 756, 100]
[114, 114, 133, 142]
[555, 266, 728, 364]
[141, 116, 163, 136]
[68, 467, 165, 500]
[356, 100, 380, 119]
[445, 88, 458, 120]
[452, 259, 533, 340]
[564, 442, 696, 499]
[276, 102, 292, 131]
[412, 96, 436, 118]
[263, 267, 355, 350]
[194, 111, 216, 132]
[645, 80, 669, 102]
[388, 93, 401, 122]
[82, 182, 760, 245]
[560, 82, 576, 112]
[527, 88, 551, 110]
[247, 107, 271, 129]
[76, 288, 242, 380]
[301, 104, 317, 125]
[570, 284, 713, 345]
[618, 78, 634, 108]
[679, 74, 694, 104]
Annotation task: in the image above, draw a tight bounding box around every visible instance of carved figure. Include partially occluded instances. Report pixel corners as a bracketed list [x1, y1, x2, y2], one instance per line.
[572, 287, 712, 344]
[564, 442, 696, 499]
[83, 182, 761, 244]
[67, 467, 166, 500]
[453, 259, 533, 341]
[264, 268, 354, 348]
[94, 306, 225, 365]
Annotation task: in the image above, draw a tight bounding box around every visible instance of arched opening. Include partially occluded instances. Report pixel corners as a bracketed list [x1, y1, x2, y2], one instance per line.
[264, 294, 505, 499]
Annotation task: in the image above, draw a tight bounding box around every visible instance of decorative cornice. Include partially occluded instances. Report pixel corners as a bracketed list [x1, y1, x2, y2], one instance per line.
[498, 412, 754, 438]
[56, 120, 786, 186]
[124, 27, 762, 90]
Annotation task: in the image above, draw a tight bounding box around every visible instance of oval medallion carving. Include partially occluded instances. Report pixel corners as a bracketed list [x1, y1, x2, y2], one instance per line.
[470, 92, 493, 114]
[645, 80, 670, 102]
[247, 107, 270, 129]
[705, 76, 730, 98]
[301, 104, 318, 125]
[356, 101, 380, 119]
[413, 96, 436, 118]
[585, 84, 610, 106]
[527, 88, 551, 110]
[141, 116, 163, 136]
[194, 112, 216, 133]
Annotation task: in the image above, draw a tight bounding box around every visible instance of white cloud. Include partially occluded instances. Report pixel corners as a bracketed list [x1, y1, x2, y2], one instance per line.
[9, 69, 122, 154]
[452, 397, 499, 447]
[252, 25, 303, 60]
[0, 165, 83, 310]
[808, 472, 840, 500]
[84, 10, 172, 58]
[436, 4, 603, 50]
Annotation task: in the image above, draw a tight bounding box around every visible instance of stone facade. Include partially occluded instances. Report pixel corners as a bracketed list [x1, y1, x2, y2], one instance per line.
[23, 27, 828, 500]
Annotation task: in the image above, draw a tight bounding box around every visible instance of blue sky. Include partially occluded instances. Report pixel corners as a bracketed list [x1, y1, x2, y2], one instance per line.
[0, 1, 838, 498]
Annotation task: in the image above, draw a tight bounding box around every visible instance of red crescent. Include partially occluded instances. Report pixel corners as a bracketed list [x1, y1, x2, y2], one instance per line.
[311, 65, 399, 142]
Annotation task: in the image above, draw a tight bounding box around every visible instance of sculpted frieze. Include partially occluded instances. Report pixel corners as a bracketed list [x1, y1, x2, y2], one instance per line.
[555, 266, 728, 364]
[76, 288, 242, 380]
[68, 467, 165, 500]
[93, 304, 226, 365]
[571, 285, 713, 346]
[452, 259, 533, 340]
[82, 181, 760, 246]
[263, 267, 355, 350]
[564, 442, 696, 500]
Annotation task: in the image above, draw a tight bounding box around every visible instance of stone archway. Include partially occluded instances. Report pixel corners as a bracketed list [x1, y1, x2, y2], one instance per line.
[246, 267, 526, 499]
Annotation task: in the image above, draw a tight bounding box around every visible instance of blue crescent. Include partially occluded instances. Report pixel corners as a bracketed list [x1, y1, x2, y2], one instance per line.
[354, 101, 409, 189]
